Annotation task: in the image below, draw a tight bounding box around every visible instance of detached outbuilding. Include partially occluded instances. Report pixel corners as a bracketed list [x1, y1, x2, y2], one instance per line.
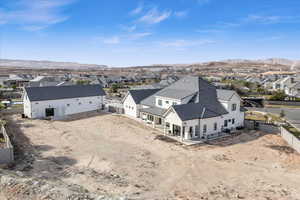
[23, 84, 106, 119]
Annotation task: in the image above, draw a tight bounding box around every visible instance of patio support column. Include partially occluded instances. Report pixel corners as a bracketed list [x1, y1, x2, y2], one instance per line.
[181, 125, 184, 142]
[153, 116, 156, 128]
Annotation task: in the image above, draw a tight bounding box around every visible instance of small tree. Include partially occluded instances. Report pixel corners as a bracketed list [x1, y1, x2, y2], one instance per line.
[110, 83, 119, 93]
[280, 110, 285, 118]
[264, 115, 268, 123]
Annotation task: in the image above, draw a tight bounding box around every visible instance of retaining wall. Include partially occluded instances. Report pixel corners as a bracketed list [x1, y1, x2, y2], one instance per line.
[280, 127, 300, 153]
[0, 126, 14, 164]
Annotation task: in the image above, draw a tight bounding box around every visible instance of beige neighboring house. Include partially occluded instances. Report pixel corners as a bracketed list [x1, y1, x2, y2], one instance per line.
[123, 76, 245, 141]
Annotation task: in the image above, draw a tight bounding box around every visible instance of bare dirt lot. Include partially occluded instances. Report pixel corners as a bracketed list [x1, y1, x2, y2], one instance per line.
[4, 113, 300, 200]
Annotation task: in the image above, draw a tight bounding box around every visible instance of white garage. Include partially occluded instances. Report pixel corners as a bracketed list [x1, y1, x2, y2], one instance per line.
[23, 84, 106, 119]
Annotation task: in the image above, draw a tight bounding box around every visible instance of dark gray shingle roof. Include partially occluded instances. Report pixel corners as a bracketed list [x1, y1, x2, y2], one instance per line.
[171, 102, 228, 121]
[25, 84, 105, 101]
[129, 89, 161, 104]
[140, 107, 166, 117]
[154, 76, 216, 100]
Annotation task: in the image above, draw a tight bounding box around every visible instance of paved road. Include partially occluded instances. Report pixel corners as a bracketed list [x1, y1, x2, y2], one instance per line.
[247, 107, 300, 129]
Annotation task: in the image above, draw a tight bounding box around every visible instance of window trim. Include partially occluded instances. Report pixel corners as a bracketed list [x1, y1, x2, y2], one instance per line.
[158, 99, 162, 106]
[214, 122, 217, 131]
[232, 103, 237, 111]
[203, 124, 207, 133]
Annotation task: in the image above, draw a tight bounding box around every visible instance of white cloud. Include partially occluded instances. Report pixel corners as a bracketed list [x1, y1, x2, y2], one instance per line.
[159, 39, 215, 48]
[99, 32, 151, 45]
[138, 8, 172, 24]
[196, 29, 223, 33]
[128, 32, 152, 40]
[121, 24, 137, 32]
[102, 36, 120, 44]
[174, 10, 188, 18]
[245, 15, 283, 24]
[0, 0, 74, 31]
[258, 36, 283, 41]
[130, 3, 143, 15]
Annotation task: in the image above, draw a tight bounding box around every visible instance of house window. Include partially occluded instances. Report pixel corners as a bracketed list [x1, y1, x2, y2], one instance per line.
[166, 122, 170, 128]
[172, 102, 177, 105]
[158, 99, 162, 106]
[189, 126, 193, 133]
[232, 103, 237, 111]
[89, 101, 92, 104]
[203, 124, 207, 133]
[214, 123, 217, 131]
[147, 115, 154, 121]
[224, 120, 228, 127]
[195, 125, 199, 136]
[35, 102, 39, 105]
[166, 101, 169, 104]
[78, 102, 82, 105]
[67, 104, 70, 107]
[232, 118, 235, 124]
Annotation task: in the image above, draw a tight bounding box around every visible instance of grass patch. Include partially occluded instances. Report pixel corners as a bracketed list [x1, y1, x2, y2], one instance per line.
[245, 112, 266, 121]
[245, 111, 285, 123]
[282, 124, 300, 139]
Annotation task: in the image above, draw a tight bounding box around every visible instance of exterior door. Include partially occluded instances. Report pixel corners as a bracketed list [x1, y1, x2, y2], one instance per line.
[173, 125, 181, 136]
[45, 108, 54, 117]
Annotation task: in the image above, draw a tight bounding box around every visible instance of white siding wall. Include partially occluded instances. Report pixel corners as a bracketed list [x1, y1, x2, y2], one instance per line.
[220, 94, 244, 128]
[155, 96, 181, 109]
[27, 96, 104, 119]
[182, 116, 224, 140]
[23, 92, 32, 118]
[163, 92, 245, 140]
[123, 94, 138, 118]
[164, 110, 182, 126]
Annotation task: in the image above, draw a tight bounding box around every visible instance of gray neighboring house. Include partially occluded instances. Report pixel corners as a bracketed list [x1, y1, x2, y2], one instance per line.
[28, 76, 72, 87]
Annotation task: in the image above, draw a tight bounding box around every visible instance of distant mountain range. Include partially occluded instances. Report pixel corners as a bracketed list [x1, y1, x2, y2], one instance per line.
[0, 58, 299, 70]
[0, 59, 108, 70]
[222, 58, 300, 67]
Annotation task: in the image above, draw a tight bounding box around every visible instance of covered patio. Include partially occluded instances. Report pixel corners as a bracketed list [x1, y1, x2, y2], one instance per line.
[140, 107, 165, 129]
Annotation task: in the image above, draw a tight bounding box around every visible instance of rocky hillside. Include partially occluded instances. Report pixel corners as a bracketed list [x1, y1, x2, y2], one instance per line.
[0, 59, 108, 70]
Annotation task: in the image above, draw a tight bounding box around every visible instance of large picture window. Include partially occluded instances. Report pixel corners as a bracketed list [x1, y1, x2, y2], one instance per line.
[158, 99, 162, 106]
[203, 124, 207, 133]
[232, 103, 237, 111]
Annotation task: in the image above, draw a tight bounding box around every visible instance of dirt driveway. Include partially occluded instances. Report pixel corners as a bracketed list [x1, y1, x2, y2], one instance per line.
[5, 113, 300, 200]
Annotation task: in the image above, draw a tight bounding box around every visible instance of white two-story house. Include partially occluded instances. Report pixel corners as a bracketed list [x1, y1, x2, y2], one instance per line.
[123, 76, 245, 141]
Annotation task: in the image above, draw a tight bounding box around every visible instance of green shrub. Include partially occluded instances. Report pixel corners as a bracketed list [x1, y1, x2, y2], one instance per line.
[269, 91, 287, 101]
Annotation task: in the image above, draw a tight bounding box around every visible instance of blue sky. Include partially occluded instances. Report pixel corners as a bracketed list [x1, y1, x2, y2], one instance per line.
[0, 0, 300, 67]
